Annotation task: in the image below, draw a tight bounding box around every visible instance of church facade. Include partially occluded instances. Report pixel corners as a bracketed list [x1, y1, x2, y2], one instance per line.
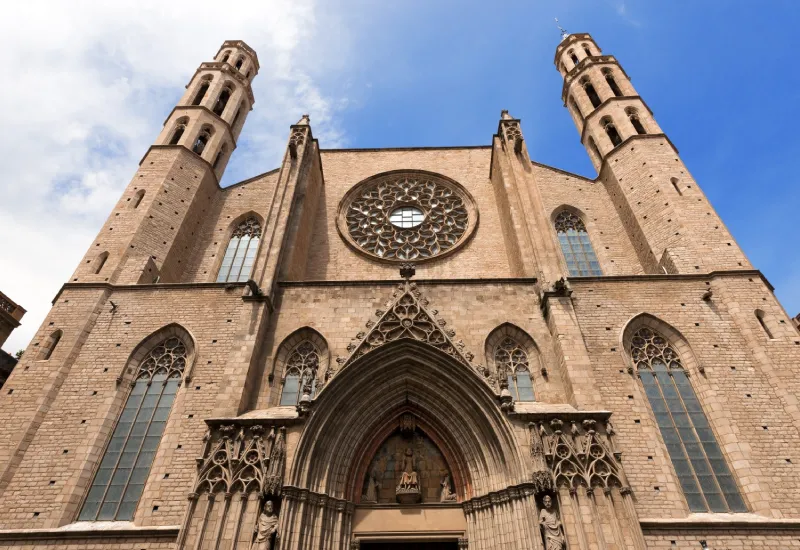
[0, 33, 799, 550]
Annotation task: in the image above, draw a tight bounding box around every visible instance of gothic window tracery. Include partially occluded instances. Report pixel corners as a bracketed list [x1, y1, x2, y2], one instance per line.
[338, 172, 476, 262]
[630, 327, 747, 513]
[216, 216, 261, 282]
[79, 336, 187, 521]
[494, 337, 534, 402]
[279, 341, 320, 406]
[554, 210, 601, 276]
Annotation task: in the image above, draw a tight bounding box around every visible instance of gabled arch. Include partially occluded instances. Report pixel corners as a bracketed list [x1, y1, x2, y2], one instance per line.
[115, 322, 198, 385]
[288, 339, 527, 503]
[271, 326, 330, 407]
[620, 313, 700, 375]
[484, 322, 540, 374]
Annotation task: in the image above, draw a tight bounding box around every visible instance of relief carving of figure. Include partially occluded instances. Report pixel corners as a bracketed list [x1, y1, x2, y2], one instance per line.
[539, 495, 566, 550]
[364, 470, 381, 503]
[251, 499, 279, 550]
[397, 448, 419, 490]
[439, 472, 457, 502]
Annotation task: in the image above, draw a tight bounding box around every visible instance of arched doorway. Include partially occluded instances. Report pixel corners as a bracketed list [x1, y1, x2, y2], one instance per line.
[278, 340, 534, 549]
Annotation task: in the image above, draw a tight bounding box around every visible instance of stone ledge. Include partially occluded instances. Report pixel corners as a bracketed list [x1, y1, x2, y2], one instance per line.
[641, 514, 800, 531]
[0, 522, 179, 541]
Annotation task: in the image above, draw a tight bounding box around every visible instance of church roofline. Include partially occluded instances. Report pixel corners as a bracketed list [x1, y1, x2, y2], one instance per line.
[530, 160, 596, 183]
[320, 144, 491, 153]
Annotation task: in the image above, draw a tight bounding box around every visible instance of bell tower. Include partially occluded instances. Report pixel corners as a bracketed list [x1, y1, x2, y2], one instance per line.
[555, 33, 750, 274]
[71, 41, 259, 285]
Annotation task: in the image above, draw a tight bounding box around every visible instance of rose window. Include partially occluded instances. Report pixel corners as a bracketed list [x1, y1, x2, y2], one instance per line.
[337, 171, 477, 262]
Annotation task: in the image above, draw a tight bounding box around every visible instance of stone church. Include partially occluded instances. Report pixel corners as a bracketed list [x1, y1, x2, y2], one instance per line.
[0, 31, 799, 550]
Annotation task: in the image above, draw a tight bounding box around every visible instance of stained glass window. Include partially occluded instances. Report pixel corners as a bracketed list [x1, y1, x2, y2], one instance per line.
[280, 341, 320, 406]
[216, 217, 261, 283]
[79, 337, 186, 521]
[554, 211, 602, 276]
[495, 337, 535, 402]
[631, 327, 747, 513]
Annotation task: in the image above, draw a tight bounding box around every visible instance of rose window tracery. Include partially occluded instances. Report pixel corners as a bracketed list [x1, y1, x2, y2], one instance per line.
[338, 172, 477, 262]
[629, 328, 682, 371]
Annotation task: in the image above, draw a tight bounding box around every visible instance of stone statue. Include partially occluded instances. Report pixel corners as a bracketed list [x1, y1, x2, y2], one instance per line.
[397, 448, 419, 489]
[364, 470, 381, 503]
[251, 499, 279, 550]
[539, 495, 566, 550]
[439, 472, 456, 502]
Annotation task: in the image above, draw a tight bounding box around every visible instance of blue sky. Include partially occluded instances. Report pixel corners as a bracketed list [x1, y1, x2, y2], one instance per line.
[1, 1, 798, 352]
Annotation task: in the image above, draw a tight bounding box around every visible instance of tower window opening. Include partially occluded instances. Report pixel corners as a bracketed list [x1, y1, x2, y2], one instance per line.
[191, 81, 210, 106]
[192, 129, 212, 155]
[755, 310, 774, 339]
[169, 124, 185, 145]
[627, 109, 647, 135]
[555, 210, 602, 276]
[671, 177, 683, 196]
[231, 105, 243, 128]
[588, 137, 602, 162]
[213, 87, 232, 116]
[583, 80, 601, 108]
[583, 45, 592, 57]
[213, 144, 227, 170]
[605, 71, 623, 97]
[569, 50, 579, 66]
[603, 118, 622, 147]
[221, 51, 230, 63]
[235, 56, 244, 71]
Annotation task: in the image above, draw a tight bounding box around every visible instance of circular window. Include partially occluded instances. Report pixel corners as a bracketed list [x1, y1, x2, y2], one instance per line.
[389, 206, 425, 228]
[337, 170, 478, 262]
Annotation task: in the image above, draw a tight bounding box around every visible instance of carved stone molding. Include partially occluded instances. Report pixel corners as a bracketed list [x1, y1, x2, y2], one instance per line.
[281, 486, 354, 514]
[461, 481, 538, 512]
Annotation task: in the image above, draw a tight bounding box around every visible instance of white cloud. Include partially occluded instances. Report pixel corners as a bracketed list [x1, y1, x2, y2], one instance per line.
[0, 0, 351, 353]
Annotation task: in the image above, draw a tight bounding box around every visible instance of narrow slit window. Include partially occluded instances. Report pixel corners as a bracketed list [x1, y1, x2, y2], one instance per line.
[39, 330, 62, 360]
[279, 341, 320, 406]
[629, 112, 647, 135]
[132, 190, 145, 209]
[216, 217, 261, 283]
[755, 310, 774, 339]
[235, 57, 244, 70]
[569, 97, 582, 119]
[583, 46, 592, 57]
[569, 51, 579, 66]
[605, 72, 623, 97]
[554, 210, 601, 276]
[671, 178, 683, 196]
[495, 337, 535, 402]
[603, 119, 622, 147]
[95, 252, 109, 274]
[588, 137, 602, 162]
[584, 81, 601, 108]
[631, 327, 747, 513]
[231, 105, 243, 128]
[78, 337, 187, 521]
[191, 81, 210, 106]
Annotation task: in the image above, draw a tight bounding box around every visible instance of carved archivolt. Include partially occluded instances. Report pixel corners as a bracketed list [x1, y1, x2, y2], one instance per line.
[337, 171, 478, 263]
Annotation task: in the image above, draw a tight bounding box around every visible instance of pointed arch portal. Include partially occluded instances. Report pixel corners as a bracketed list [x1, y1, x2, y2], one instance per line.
[278, 339, 534, 548]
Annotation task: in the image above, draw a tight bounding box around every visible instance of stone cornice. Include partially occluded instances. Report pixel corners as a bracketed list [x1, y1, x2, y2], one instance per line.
[0, 524, 179, 541]
[217, 40, 260, 71]
[569, 269, 774, 291]
[553, 33, 596, 65]
[640, 516, 800, 532]
[51, 281, 247, 305]
[279, 278, 539, 288]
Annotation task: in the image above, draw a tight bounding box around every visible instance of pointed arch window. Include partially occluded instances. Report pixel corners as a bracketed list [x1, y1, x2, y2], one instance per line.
[221, 51, 230, 63]
[235, 56, 245, 70]
[79, 337, 187, 521]
[555, 211, 601, 276]
[631, 327, 746, 513]
[568, 50, 578, 66]
[169, 123, 186, 146]
[582, 79, 601, 109]
[213, 86, 232, 116]
[627, 108, 647, 135]
[495, 338, 534, 402]
[216, 216, 261, 282]
[602, 118, 622, 147]
[191, 79, 211, 106]
[582, 44, 592, 57]
[192, 127, 212, 155]
[604, 69, 624, 97]
[279, 341, 320, 406]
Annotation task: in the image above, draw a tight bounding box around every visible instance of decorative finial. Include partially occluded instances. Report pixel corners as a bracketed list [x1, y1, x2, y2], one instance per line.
[555, 18, 569, 41]
[399, 263, 416, 280]
[296, 114, 310, 125]
[500, 110, 513, 120]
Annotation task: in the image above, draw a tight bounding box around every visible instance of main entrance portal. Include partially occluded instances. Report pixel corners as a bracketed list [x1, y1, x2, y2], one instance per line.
[360, 543, 458, 550]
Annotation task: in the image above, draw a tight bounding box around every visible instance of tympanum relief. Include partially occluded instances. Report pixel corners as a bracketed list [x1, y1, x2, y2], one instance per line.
[361, 422, 456, 505]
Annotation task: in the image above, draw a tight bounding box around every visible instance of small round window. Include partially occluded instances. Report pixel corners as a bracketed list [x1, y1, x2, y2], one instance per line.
[389, 206, 424, 228]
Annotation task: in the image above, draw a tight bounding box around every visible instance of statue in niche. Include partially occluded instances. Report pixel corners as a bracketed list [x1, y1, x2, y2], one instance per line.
[539, 495, 566, 550]
[251, 499, 279, 550]
[363, 469, 381, 503]
[439, 472, 457, 502]
[396, 447, 421, 504]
